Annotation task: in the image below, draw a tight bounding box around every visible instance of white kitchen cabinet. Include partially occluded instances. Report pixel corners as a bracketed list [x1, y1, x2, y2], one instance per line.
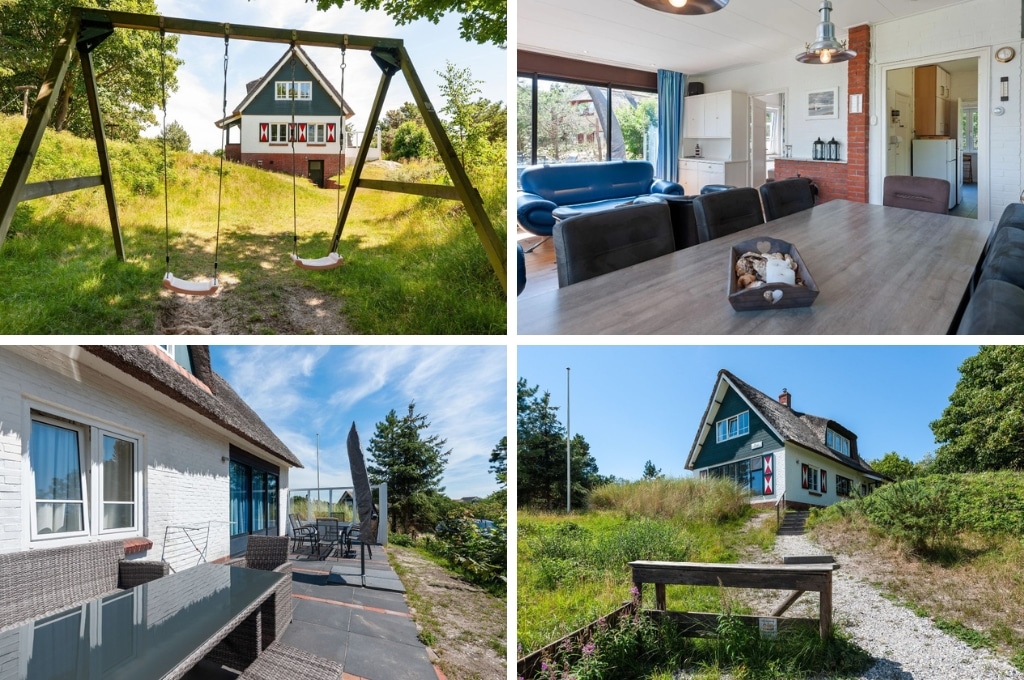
[682, 90, 749, 160]
[678, 159, 750, 192]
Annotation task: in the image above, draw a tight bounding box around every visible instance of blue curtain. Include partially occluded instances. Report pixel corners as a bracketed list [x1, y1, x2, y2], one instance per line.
[657, 70, 686, 183]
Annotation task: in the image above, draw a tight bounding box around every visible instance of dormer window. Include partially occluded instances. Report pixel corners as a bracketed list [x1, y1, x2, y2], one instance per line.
[826, 428, 850, 456]
[157, 345, 194, 375]
[716, 411, 749, 443]
[275, 81, 312, 101]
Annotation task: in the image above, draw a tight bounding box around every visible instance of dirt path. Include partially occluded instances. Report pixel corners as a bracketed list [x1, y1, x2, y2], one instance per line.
[744, 523, 1023, 679]
[388, 546, 506, 680]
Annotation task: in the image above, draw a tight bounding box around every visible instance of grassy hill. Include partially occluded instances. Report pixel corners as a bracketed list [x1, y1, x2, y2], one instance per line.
[0, 115, 506, 334]
[809, 471, 1024, 670]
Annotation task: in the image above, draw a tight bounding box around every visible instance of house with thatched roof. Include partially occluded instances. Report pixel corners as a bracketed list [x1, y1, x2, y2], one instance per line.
[686, 369, 885, 510]
[0, 346, 300, 566]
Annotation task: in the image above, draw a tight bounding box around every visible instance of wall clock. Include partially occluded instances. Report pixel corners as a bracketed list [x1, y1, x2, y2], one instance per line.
[996, 46, 1015, 63]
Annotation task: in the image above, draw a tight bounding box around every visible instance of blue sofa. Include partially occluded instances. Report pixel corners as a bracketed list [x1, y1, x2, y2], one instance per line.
[516, 160, 685, 238]
[958, 203, 1024, 333]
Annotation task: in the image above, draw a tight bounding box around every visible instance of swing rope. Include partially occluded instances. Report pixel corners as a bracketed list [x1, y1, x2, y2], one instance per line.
[290, 38, 344, 270]
[290, 45, 299, 257]
[160, 26, 224, 296]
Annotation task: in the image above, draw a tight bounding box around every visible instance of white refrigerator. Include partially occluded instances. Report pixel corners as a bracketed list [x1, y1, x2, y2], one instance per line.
[912, 139, 959, 210]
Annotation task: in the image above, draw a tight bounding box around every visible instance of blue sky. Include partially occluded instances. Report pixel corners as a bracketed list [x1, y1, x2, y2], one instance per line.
[517, 345, 981, 482]
[209, 345, 506, 499]
[153, 0, 506, 151]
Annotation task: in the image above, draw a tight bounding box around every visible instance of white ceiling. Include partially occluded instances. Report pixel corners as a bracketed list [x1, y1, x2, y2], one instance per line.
[518, 0, 974, 76]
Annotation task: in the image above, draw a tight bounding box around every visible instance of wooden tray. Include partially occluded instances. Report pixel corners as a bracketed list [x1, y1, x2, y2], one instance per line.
[728, 237, 819, 311]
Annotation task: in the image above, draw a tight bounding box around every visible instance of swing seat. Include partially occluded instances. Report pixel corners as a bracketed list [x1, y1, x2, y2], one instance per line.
[291, 252, 343, 270]
[163, 272, 220, 296]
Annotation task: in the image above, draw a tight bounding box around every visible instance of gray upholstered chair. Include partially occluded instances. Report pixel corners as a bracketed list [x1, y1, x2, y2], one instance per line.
[692, 187, 765, 243]
[882, 175, 949, 214]
[553, 202, 676, 287]
[759, 178, 816, 221]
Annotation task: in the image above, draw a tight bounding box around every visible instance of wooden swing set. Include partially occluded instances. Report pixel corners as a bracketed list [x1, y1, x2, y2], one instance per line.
[0, 7, 507, 293]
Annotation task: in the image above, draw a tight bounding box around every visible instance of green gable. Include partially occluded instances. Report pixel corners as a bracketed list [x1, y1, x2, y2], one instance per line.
[692, 385, 783, 468]
[242, 59, 342, 118]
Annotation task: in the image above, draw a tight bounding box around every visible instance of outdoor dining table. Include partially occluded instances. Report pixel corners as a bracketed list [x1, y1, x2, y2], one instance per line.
[0, 563, 283, 680]
[517, 199, 993, 335]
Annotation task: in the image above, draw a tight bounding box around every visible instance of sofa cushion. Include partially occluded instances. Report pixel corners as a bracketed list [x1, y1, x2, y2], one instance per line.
[980, 225, 1024, 289]
[995, 202, 1024, 234]
[520, 161, 655, 206]
[958, 279, 1024, 334]
[552, 197, 639, 221]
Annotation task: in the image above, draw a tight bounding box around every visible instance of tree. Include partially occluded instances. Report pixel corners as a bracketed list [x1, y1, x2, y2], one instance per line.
[617, 98, 656, 160]
[930, 345, 1024, 473]
[517, 378, 602, 510]
[389, 121, 429, 160]
[437, 61, 483, 166]
[309, 0, 506, 46]
[642, 460, 662, 481]
[159, 120, 191, 152]
[0, 0, 181, 140]
[869, 451, 917, 482]
[488, 436, 506, 489]
[367, 402, 451, 533]
[379, 102, 422, 155]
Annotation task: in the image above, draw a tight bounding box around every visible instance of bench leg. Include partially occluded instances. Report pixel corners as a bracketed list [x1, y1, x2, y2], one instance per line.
[819, 577, 832, 639]
[655, 583, 666, 611]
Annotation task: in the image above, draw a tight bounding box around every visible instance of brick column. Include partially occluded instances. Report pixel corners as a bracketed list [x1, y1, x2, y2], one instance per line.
[846, 24, 871, 203]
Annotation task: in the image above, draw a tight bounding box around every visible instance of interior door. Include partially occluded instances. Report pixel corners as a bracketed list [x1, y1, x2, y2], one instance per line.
[749, 97, 767, 187]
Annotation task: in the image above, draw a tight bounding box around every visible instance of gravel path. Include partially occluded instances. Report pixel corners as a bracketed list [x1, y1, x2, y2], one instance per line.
[766, 532, 1024, 680]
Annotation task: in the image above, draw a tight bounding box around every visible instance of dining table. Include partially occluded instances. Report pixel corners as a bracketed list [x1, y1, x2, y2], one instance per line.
[517, 199, 993, 335]
[0, 563, 284, 680]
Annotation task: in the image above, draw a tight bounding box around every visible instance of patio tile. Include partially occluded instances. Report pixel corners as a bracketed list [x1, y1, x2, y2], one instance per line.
[349, 608, 420, 644]
[343, 588, 409, 613]
[279, 619, 350, 665]
[292, 597, 354, 630]
[342, 631, 437, 680]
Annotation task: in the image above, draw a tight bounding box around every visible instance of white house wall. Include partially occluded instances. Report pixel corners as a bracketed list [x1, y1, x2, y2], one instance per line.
[239, 116, 344, 153]
[0, 348, 240, 561]
[783, 444, 871, 508]
[872, 0, 1022, 218]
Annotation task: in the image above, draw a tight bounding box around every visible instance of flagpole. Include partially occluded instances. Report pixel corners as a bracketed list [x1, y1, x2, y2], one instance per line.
[566, 366, 571, 514]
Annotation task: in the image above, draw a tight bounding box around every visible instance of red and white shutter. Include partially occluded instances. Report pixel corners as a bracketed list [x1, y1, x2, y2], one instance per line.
[699, 469, 707, 480]
[298, 123, 307, 142]
[821, 470, 827, 494]
[259, 123, 269, 142]
[288, 123, 295, 142]
[326, 123, 336, 143]
[762, 454, 773, 495]
[801, 463, 809, 489]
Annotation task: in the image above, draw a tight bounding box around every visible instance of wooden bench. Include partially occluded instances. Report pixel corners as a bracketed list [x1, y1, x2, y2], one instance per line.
[630, 558, 839, 639]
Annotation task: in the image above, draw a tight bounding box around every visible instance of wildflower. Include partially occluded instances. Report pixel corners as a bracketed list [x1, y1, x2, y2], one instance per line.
[540, 661, 548, 671]
[582, 642, 596, 656]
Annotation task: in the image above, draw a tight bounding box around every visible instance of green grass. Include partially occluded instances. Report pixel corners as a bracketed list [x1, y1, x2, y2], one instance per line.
[0, 114, 506, 334]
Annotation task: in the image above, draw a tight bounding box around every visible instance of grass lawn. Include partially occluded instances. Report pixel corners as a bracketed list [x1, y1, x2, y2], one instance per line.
[0, 115, 506, 334]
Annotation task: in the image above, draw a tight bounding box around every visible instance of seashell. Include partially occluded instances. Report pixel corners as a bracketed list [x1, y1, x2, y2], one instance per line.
[738, 273, 757, 288]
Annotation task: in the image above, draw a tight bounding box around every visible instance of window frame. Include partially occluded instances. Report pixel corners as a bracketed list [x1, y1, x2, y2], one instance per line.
[700, 451, 771, 496]
[26, 408, 144, 544]
[715, 411, 750, 443]
[308, 123, 326, 144]
[269, 123, 290, 144]
[825, 428, 850, 456]
[275, 81, 312, 101]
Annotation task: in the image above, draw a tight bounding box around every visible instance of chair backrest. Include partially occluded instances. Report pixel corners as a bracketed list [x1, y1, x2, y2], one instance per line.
[245, 535, 290, 571]
[759, 178, 816, 221]
[553, 202, 676, 287]
[315, 518, 340, 543]
[693, 187, 765, 242]
[882, 175, 949, 214]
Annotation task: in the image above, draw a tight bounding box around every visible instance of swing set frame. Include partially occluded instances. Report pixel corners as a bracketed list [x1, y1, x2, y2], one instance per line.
[0, 8, 507, 292]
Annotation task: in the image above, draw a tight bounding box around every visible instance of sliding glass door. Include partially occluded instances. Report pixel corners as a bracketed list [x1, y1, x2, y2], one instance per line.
[229, 455, 278, 539]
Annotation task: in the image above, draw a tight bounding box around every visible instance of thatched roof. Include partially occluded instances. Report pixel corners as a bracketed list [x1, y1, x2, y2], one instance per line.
[82, 346, 300, 468]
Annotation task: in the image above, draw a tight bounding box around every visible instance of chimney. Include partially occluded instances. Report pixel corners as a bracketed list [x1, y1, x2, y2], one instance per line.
[779, 388, 791, 408]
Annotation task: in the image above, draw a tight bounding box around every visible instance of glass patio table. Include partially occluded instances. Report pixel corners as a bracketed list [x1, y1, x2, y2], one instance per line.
[0, 563, 283, 680]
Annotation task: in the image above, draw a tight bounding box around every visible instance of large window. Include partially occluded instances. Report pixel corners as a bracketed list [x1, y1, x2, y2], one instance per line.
[825, 429, 850, 456]
[704, 454, 765, 495]
[269, 123, 290, 144]
[275, 81, 312, 101]
[229, 455, 279, 539]
[716, 411, 750, 443]
[29, 415, 140, 541]
[517, 75, 658, 184]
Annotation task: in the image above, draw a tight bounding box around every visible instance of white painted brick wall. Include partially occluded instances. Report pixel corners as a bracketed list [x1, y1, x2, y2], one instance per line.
[0, 349, 279, 564]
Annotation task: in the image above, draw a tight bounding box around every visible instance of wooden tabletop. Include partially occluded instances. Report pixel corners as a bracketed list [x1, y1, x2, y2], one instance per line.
[517, 200, 992, 335]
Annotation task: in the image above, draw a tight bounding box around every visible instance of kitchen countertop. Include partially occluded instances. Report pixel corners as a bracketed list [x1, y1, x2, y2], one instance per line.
[775, 157, 846, 164]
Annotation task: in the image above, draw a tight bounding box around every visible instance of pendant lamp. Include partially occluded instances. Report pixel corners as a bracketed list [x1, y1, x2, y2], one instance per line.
[796, 0, 857, 64]
[632, 0, 729, 15]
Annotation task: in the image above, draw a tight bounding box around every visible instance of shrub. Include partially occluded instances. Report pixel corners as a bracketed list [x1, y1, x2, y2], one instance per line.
[589, 477, 751, 524]
[860, 477, 951, 553]
[425, 515, 506, 590]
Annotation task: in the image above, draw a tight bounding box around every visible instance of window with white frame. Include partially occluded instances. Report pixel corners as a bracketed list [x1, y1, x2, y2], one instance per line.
[826, 428, 850, 456]
[716, 411, 750, 443]
[29, 414, 140, 540]
[269, 123, 290, 143]
[836, 474, 854, 497]
[275, 81, 312, 101]
[156, 345, 194, 374]
[307, 123, 325, 143]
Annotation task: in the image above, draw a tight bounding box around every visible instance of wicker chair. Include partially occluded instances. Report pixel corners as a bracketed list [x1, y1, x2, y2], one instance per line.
[0, 539, 168, 632]
[206, 535, 293, 671]
[238, 642, 342, 680]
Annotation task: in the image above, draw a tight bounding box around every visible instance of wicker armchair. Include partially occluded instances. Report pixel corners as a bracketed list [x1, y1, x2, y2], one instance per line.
[238, 642, 342, 680]
[205, 535, 293, 671]
[0, 539, 168, 632]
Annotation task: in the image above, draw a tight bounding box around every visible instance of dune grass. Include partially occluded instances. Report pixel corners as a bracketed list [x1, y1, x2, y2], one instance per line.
[0, 115, 506, 334]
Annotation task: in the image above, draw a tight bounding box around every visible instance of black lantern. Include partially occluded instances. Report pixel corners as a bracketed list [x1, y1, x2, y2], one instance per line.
[827, 137, 840, 161]
[813, 137, 825, 160]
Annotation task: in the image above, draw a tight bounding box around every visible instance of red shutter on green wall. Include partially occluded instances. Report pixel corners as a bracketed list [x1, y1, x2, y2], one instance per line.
[762, 453, 773, 495]
[801, 463, 809, 489]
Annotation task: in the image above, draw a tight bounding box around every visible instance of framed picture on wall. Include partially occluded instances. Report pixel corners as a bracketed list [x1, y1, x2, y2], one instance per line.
[806, 87, 839, 119]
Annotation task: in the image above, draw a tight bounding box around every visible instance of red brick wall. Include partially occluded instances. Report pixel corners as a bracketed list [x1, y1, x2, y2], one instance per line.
[774, 159, 849, 203]
[235, 151, 345, 190]
[846, 24, 871, 203]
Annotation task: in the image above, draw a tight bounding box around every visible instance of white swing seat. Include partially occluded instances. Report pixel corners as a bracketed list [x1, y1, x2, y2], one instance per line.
[291, 252, 343, 270]
[163, 272, 220, 296]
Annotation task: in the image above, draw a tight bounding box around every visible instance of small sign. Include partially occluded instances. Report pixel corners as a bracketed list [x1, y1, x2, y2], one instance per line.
[758, 617, 778, 639]
[751, 441, 763, 450]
